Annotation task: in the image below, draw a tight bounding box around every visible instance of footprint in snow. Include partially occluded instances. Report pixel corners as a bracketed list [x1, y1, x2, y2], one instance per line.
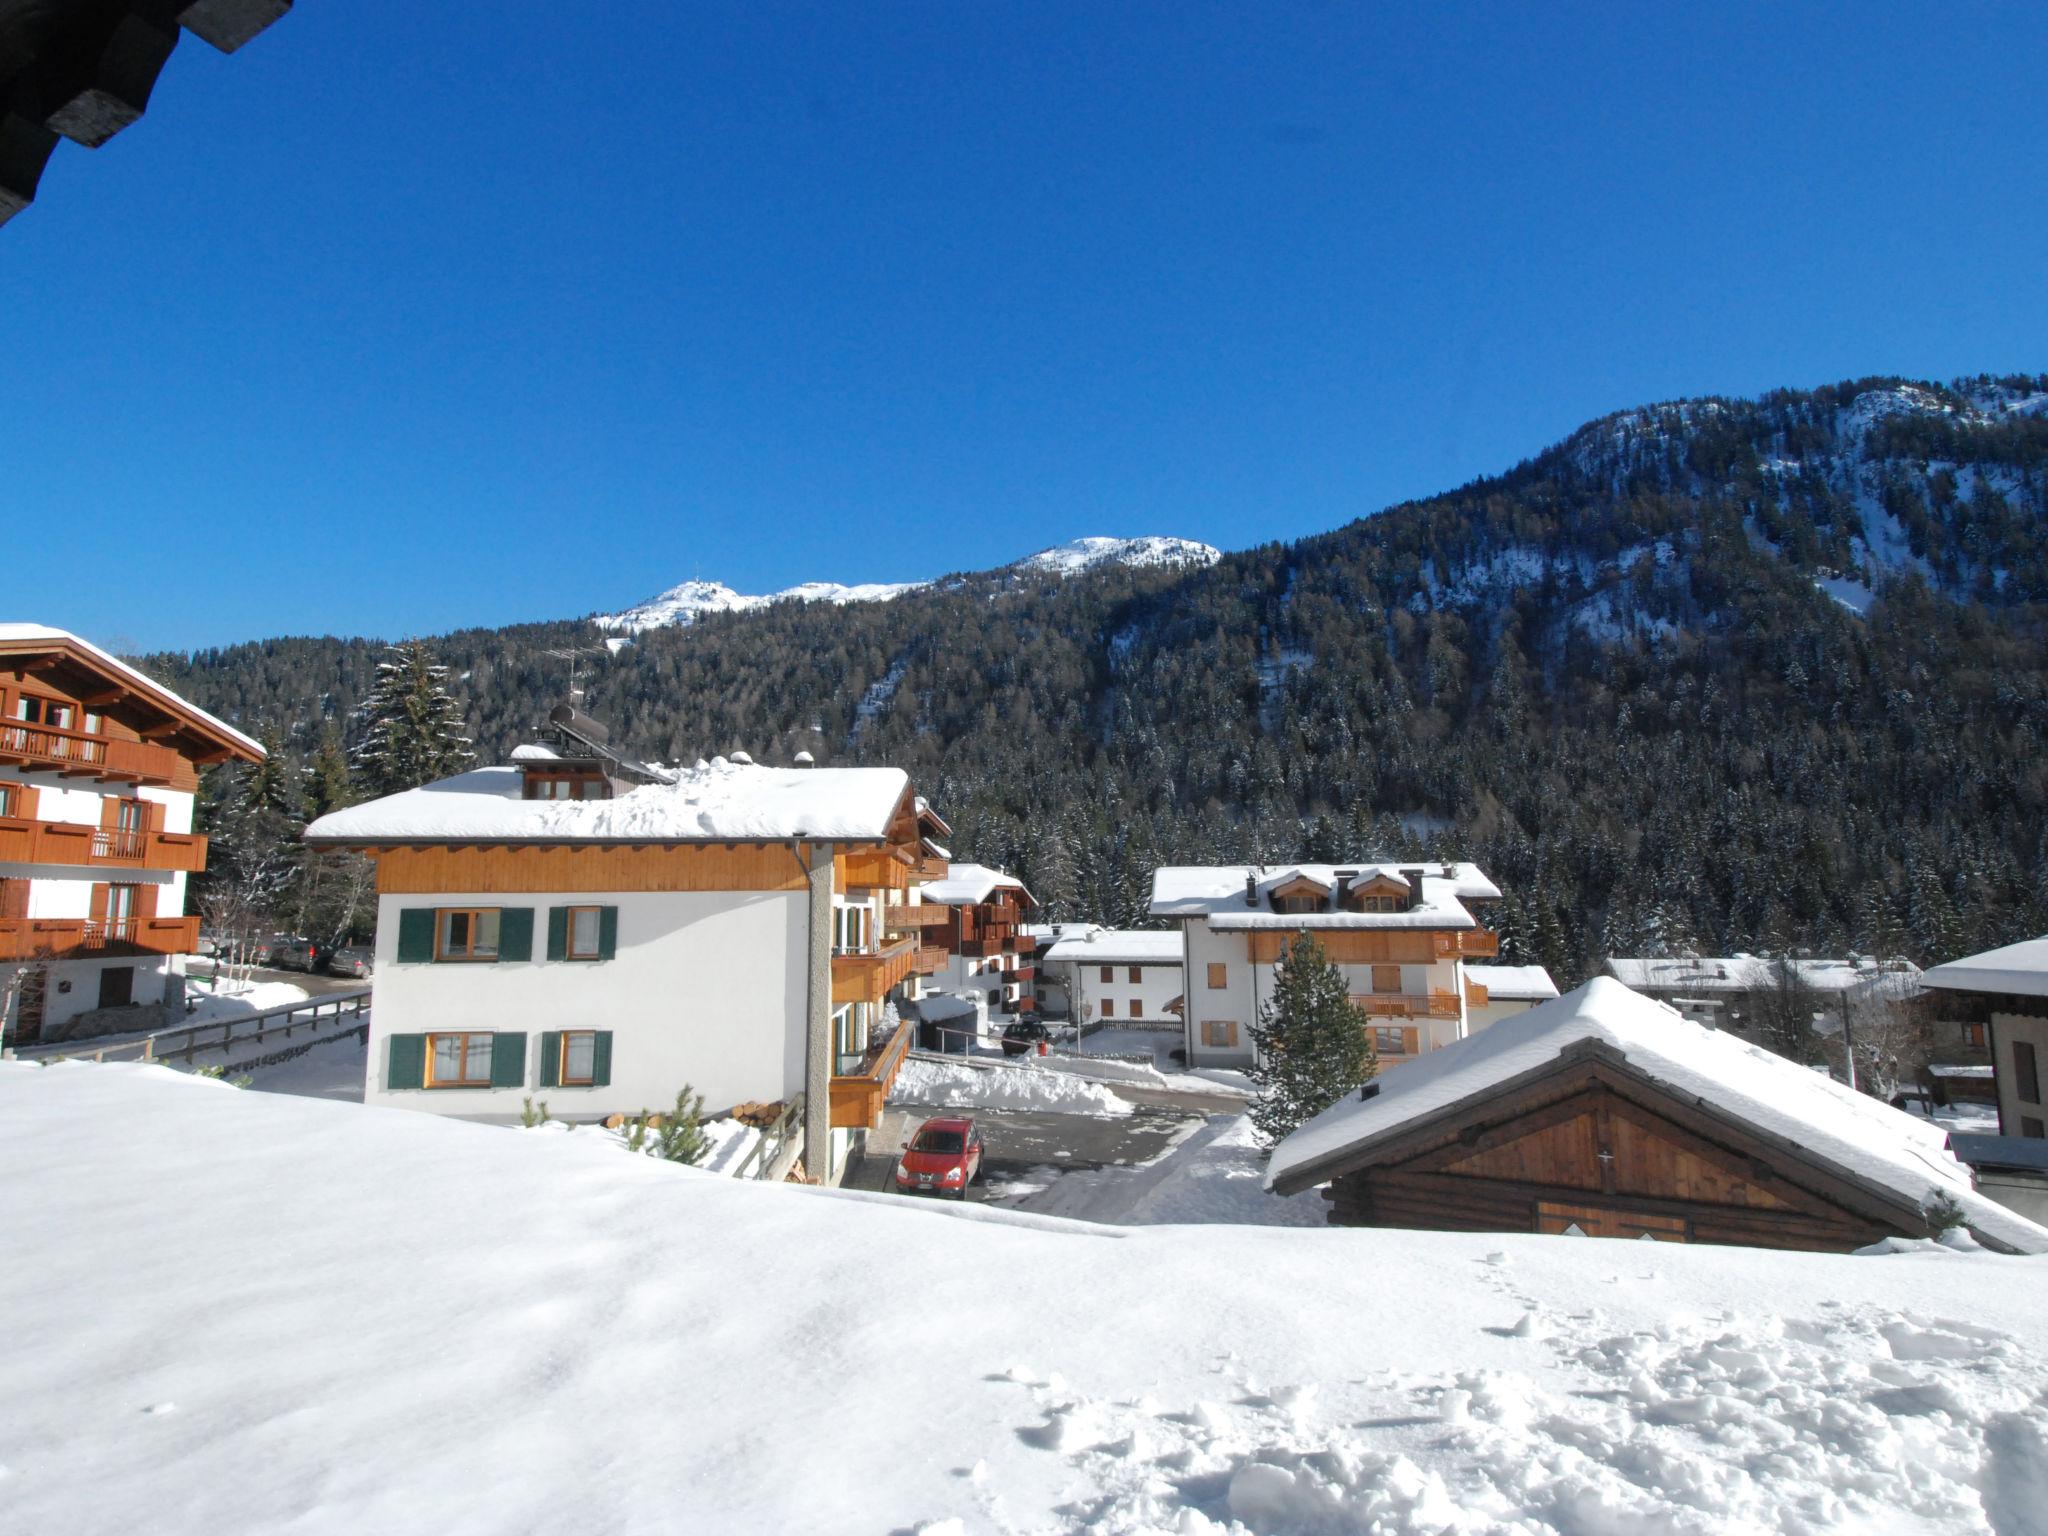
[142, 1403, 177, 1416]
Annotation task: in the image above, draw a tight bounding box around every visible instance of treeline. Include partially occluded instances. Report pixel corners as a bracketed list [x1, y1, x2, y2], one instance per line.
[149, 375, 2048, 983]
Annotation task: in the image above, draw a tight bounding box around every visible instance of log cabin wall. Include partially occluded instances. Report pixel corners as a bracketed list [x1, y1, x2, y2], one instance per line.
[1322, 1066, 1907, 1253]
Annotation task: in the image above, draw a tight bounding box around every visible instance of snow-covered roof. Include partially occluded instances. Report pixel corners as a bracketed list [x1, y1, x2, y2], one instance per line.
[1465, 964, 1560, 1001]
[1266, 978, 2048, 1255]
[1606, 954, 1923, 997]
[1043, 929, 1184, 966]
[1151, 862, 1496, 930]
[1923, 936, 2048, 999]
[306, 757, 912, 844]
[915, 993, 980, 1023]
[508, 743, 562, 762]
[0, 623, 264, 760]
[920, 862, 1034, 907]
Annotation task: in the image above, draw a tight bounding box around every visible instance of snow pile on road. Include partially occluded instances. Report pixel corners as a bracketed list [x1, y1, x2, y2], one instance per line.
[7, 1060, 2048, 1535]
[893, 1056, 1133, 1117]
[180, 980, 312, 1027]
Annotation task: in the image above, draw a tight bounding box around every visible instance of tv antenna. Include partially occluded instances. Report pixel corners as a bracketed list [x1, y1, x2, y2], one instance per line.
[543, 644, 606, 703]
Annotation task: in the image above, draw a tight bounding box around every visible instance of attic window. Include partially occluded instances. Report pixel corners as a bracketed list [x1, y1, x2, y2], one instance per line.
[1272, 894, 1323, 915]
[523, 771, 608, 801]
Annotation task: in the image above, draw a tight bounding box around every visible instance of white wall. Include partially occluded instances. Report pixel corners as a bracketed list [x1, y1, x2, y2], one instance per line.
[364, 888, 809, 1122]
[5, 956, 174, 1033]
[1465, 995, 1549, 1031]
[1065, 957, 1184, 1028]
[1994, 1011, 2048, 1139]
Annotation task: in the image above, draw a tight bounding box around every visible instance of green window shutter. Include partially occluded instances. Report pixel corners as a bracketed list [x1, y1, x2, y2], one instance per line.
[538, 1031, 561, 1089]
[591, 1031, 613, 1088]
[490, 1032, 526, 1088]
[396, 910, 435, 964]
[386, 1033, 426, 1089]
[498, 907, 535, 962]
[598, 906, 619, 960]
[546, 907, 568, 962]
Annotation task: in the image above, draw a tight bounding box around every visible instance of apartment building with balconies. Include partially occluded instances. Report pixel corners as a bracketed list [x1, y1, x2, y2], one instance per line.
[1149, 861, 1503, 1071]
[1, 625, 263, 1045]
[304, 717, 945, 1185]
[914, 862, 1039, 1043]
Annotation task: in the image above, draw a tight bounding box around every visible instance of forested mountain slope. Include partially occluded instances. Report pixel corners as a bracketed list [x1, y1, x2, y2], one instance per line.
[148, 375, 2048, 985]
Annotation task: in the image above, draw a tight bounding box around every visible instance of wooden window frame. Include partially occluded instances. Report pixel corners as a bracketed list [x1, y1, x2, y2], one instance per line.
[436, 907, 502, 962]
[0, 781, 19, 818]
[15, 693, 76, 730]
[559, 1030, 599, 1086]
[1207, 962, 1228, 990]
[1372, 964, 1402, 994]
[1128, 965, 1143, 984]
[1100, 965, 1114, 983]
[1100, 998, 1115, 1018]
[1201, 1020, 1238, 1048]
[424, 1031, 495, 1089]
[564, 905, 604, 961]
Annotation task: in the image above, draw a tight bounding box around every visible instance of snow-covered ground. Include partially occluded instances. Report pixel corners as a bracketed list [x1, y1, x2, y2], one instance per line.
[6, 1060, 2046, 1535]
[894, 1055, 1134, 1116]
[993, 1114, 1330, 1228]
[180, 979, 312, 1027]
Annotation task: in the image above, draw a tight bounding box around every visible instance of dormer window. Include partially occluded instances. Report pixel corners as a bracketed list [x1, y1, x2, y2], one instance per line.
[523, 770, 609, 801]
[1273, 895, 1323, 915]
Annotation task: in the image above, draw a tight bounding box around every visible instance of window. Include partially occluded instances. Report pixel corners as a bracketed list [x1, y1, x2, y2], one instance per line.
[1101, 999, 1115, 1019]
[2015, 1041, 2042, 1106]
[1273, 895, 1320, 915]
[1372, 964, 1402, 994]
[560, 1030, 599, 1086]
[1373, 1026, 1408, 1055]
[566, 906, 603, 960]
[834, 903, 872, 954]
[438, 908, 501, 961]
[1128, 966, 1143, 984]
[1100, 965, 1114, 983]
[427, 1032, 495, 1088]
[1207, 962, 1228, 990]
[0, 783, 16, 818]
[15, 695, 75, 729]
[1201, 1020, 1238, 1048]
[1356, 895, 1402, 913]
[1964, 1023, 1986, 1049]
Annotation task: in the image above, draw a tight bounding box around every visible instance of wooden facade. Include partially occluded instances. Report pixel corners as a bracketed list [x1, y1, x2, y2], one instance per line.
[368, 842, 817, 895]
[1279, 1040, 1954, 1253]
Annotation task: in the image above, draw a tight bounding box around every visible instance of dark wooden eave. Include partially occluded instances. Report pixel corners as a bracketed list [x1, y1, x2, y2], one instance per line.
[0, 0, 293, 228]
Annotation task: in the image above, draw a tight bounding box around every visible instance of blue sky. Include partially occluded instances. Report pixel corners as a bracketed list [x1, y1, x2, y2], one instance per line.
[7, 3, 2045, 652]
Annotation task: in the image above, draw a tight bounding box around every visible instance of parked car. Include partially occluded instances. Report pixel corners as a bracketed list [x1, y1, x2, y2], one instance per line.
[270, 936, 325, 972]
[249, 932, 295, 966]
[1001, 1019, 1052, 1057]
[325, 945, 374, 979]
[894, 1117, 985, 1199]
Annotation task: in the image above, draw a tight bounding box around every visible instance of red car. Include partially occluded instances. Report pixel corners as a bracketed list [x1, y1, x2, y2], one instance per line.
[894, 1116, 985, 1199]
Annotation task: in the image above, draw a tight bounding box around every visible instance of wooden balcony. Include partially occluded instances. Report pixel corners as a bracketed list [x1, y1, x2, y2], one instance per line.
[1355, 992, 1462, 1020]
[914, 945, 947, 975]
[830, 936, 919, 1005]
[828, 1018, 914, 1129]
[0, 816, 207, 872]
[963, 933, 1012, 958]
[883, 904, 951, 931]
[0, 914, 201, 961]
[1460, 929, 1500, 958]
[1465, 980, 1490, 1008]
[1012, 932, 1038, 955]
[1010, 964, 1037, 986]
[0, 721, 181, 787]
[908, 855, 950, 881]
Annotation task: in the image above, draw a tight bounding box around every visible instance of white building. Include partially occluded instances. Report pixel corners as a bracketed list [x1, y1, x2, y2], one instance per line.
[2, 626, 263, 1044]
[1924, 936, 2048, 1143]
[1041, 927, 1184, 1030]
[1150, 861, 1503, 1072]
[1462, 963, 1560, 1029]
[305, 734, 943, 1185]
[1602, 953, 1923, 1035]
[915, 862, 1038, 1043]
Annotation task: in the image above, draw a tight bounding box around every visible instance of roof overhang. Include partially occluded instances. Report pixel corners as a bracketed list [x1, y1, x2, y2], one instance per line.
[0, 628, 262, 763]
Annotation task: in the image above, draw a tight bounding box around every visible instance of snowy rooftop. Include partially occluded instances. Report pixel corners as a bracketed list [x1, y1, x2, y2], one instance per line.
[1151, 862, 1497, 930]
[1923, 935, 2048, 999]
[920, 862, 1033, 907]
[1606, 954, 1924, 997]
[1465, 964, 1560, 1000]
[1266, 978, 2048, 1255]
[1043, 929, 1184, 966]
[0, 623, 264, 759]
[305, 757, 912, 844]
[507, 743, 563, 762]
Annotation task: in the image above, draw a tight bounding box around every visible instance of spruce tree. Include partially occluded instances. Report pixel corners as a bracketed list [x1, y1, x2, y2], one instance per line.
[1246, 932, 1376, 1146]
[352, 640, 474, 797]
[301, 728, 355, 820]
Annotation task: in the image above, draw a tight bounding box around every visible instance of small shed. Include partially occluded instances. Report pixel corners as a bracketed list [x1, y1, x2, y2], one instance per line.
[1266, 979, 2048, 1254]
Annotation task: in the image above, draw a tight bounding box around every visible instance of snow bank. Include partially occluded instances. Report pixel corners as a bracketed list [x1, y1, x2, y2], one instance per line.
[893, 1057, 1133, 1116]
[6, 1061, 2048, 1534]
[180, 980, 311, 1027]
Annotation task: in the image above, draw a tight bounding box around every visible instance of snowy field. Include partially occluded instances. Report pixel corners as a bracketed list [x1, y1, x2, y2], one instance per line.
[894, 1055, 1135, 1116]
[5, 1061, 2047, 1535]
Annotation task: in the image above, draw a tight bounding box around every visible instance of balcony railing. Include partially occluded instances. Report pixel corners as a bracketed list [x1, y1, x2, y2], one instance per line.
[0, 915, 201, 961]
[908, 855, 950, 881]
[882, 904, 951, 931]
[830, 937, 919, 1005]
[914, 945, 947, 975]
[1460, 929, 1500, 958]
[828, 1018, 914, 1129]
[963, 933, 1012, 958]
[1012, 932, 1038, 955]
[0, 721, 181, 786]
[0, 817, 207, 872]
[1355, 992, 1462, 1020]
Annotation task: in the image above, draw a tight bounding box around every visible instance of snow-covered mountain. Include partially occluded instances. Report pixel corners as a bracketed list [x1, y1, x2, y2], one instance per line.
[1012, 535, 1222, 576]
[593, 536, 1220, 634]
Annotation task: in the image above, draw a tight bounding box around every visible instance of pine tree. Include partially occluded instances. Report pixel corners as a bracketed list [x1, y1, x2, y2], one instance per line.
[1246, 932, 1376, 1146]
[302, 728, 355, 820]
[352, 640, 475, 797]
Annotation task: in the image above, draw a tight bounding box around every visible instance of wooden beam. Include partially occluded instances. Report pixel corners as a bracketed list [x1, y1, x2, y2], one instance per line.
[80, 689, 129, 708]
[178, 0, 294, 54]
[44, 9, 183, 150]
[138, 721, 185, 740]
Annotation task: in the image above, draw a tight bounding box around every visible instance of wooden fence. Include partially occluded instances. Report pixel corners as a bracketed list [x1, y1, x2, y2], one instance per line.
[32, 988, 372, 1066]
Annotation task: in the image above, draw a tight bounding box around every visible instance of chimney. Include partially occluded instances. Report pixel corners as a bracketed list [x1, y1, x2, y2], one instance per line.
[1334, 869, 1357, 907]
[1401, 867, 1425, 912]
[1245, 871, 1260, 907]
